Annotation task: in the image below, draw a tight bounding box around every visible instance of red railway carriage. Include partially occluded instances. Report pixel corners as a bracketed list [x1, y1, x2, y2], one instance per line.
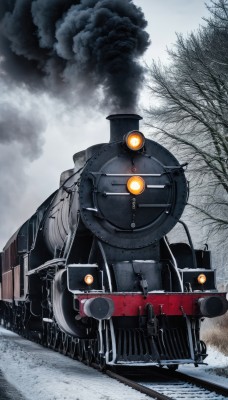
[0, 114, 227, 368]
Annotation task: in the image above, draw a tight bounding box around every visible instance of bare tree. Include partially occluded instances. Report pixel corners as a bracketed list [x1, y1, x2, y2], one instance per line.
[145, 0, 228, 234]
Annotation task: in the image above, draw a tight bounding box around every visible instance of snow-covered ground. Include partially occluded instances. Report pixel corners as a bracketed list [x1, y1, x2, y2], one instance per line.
[179, 348, 228, 389]
[0, 327, 149, 400]
[0, 326, 227, 400]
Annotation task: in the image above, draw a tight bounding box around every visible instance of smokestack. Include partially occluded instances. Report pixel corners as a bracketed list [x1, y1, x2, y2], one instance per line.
[107, 114, 142, 142]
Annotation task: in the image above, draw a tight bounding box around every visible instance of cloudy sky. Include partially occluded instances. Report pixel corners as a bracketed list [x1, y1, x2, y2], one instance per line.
[0, 0, 210, 249]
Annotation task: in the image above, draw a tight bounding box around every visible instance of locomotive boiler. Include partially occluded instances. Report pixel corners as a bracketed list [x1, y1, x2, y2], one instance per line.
[0, 114, 227, 368]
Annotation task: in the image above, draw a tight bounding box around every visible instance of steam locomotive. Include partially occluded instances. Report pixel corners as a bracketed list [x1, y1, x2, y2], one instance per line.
[0, 114, 227, 369]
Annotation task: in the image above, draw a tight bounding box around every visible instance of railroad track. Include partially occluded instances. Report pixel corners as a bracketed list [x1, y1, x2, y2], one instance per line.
[1, 323, 228, 400]
[106, 367, 228, 400]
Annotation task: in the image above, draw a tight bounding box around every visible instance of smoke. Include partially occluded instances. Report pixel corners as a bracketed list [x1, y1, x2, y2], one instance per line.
[0, 0, 150, 110]
[0, 101, 45, 159]
[0, 80, 46, 249]
[0, 144, 29, 248]
[0, 0, 149, 247]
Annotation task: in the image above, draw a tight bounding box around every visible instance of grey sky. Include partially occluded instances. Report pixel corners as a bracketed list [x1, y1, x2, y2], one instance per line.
[135, 0, 209, 63]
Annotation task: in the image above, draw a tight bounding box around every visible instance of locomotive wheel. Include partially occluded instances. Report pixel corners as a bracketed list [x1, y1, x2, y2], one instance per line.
[42, 320, 51, 347]
[41, 323, 47, 346]
[84, 340, 94, 365]
[70, 338, 77, 359]
[53, 328, 61, 351]
[167, 364, 179, 371]
[77, 339, 85, 362]
[62, 334, 69, 356]
[89, 337, 98, 362]
[13, 308, 20, 333]
[199, 340, 207, 359]
[98, 353, 106, 371]
[58, 332, 64, 353]
[47, 324, 54, 348]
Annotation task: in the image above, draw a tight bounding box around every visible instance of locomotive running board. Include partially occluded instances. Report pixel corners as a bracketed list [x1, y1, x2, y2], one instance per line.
[26, 258, 66, 275]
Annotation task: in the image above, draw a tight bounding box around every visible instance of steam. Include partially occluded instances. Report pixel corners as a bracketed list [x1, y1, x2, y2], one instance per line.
[0, 0, 150, 110]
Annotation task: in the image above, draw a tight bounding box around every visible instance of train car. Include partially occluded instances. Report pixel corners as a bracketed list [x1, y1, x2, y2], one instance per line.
[0, 114, 227, 369]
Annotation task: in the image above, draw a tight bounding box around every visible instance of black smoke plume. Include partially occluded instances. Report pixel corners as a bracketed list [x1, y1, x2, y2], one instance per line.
[0, 0, 150, 110]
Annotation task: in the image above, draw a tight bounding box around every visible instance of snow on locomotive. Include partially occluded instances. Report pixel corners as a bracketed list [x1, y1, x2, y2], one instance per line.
[0, 114, 227, 368]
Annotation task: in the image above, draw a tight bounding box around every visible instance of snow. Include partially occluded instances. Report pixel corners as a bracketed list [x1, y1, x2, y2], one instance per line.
[0, 326, 227, 399]
[0, 327, 149, 400]
[179, 347, 228, 389]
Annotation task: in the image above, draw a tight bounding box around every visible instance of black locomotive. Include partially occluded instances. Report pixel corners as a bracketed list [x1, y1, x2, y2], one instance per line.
[0, 114, 227, 368]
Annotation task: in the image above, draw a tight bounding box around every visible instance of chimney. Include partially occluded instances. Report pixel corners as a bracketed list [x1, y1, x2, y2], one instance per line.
[107, 114, 142, 143]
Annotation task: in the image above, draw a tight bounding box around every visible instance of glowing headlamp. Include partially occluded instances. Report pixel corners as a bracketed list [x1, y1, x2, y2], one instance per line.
[125, 131, 145, 151]
[197, 274, 207, 285]
[84, 274, 94, 286]
[127, 176, 145, 195]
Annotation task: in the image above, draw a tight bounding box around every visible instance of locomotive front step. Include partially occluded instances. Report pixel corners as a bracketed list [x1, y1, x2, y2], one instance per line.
[115, 326, 191, 363]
